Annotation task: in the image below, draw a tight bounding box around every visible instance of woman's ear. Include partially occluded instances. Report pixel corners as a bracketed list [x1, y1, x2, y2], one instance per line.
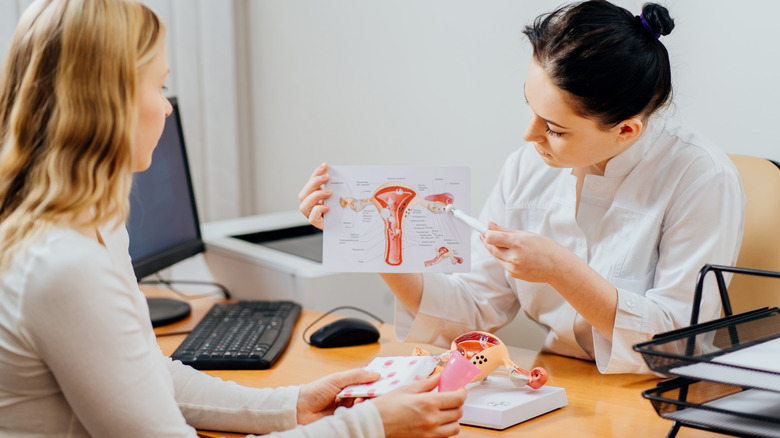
[615, 117, 644, 143]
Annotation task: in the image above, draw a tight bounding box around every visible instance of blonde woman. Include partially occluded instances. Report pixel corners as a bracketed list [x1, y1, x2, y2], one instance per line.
[0, 1, 465, 437]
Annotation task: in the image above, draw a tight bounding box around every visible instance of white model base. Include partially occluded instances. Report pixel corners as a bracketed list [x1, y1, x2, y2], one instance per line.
[460, 376, 567, 430]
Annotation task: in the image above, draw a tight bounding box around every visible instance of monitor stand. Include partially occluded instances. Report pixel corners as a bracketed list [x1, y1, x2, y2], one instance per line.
[147, 297, 191, 327]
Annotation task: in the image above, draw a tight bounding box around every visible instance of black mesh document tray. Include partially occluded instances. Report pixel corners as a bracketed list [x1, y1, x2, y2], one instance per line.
[634, 307, 780, 391]
[633, 265, 780, 438]
[642, 377, 780, 438]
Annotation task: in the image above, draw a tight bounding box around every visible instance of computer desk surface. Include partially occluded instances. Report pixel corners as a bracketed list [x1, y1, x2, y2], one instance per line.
[151, 290, 720, 438]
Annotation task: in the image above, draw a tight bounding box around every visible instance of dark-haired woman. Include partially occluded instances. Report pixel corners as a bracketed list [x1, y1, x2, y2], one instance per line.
[299, 1, 745, 374]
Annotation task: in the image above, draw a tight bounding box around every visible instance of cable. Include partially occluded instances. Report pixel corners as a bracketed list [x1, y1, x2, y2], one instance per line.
[154, 330, 194, 337]
[302, 306, 384, 346]
[140, 273, 232, 299]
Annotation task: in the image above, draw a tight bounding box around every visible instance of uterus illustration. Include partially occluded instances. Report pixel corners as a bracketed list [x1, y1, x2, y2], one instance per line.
[340, 182, 455, 266]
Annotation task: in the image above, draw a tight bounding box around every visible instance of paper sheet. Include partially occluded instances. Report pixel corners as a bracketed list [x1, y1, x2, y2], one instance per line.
[322, 165, 472, 272]
[669, 337, 780, 391]
[712, 337, 780, 373]
[664, 389, 780, 437]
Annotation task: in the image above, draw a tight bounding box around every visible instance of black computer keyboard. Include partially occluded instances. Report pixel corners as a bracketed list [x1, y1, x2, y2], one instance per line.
[170, 300, 302, 370]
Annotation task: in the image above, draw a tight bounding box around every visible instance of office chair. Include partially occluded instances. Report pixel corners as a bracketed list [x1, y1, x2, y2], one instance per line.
[724, 154, 780, 313]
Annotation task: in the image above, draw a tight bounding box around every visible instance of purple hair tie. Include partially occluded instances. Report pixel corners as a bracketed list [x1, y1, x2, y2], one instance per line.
[640, 14, 660, 39]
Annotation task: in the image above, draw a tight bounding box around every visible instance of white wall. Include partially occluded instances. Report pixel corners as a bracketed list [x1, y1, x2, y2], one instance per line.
[245, 0, 780, 215]
[3, 0, 779, 218]
[246, 0, 534, 214]
[668, 2, 780, 158]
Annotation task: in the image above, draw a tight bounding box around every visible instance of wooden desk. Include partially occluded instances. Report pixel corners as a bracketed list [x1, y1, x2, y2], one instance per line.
[154, 295, 720, 437]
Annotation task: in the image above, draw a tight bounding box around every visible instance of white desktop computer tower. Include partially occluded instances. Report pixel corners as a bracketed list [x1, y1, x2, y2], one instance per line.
[200, 211, 396, 322]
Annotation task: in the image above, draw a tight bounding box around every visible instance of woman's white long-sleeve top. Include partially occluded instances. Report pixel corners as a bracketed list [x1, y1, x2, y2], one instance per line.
[395, 118, 746, 374]
[0, 225, 383, 437]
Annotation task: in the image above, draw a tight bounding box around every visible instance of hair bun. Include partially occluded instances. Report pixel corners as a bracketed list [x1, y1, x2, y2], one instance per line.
[641, 3, 675, 37]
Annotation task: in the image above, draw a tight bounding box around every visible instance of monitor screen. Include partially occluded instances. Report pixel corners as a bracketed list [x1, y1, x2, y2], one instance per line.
[127, 97, 204, 280]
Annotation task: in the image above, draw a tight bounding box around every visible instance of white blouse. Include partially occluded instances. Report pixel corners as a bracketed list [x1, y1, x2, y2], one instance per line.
[0, 225, 383, 437]
[395, 118, 745, 374]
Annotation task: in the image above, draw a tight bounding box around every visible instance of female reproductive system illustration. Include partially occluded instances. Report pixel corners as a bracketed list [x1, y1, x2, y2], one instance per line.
[339, 182, 463, 267]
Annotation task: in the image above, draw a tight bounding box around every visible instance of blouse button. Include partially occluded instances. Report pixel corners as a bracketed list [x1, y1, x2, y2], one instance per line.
[626, 297, 636, 308]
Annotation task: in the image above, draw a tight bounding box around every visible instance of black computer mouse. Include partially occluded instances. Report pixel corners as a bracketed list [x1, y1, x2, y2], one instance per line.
[309, 317, 380, 348]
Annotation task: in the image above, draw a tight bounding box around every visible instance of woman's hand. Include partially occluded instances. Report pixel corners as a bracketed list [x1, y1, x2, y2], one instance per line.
[483, 222, 619, 341]
[296, 368, 380, 425]
[372, 374, 466, 437]
[481, 222, 570, 284]
[298, 162, 332, 229]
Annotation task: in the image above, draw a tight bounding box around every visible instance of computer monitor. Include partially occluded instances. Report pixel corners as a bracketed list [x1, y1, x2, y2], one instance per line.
[127, 97, 204, 326]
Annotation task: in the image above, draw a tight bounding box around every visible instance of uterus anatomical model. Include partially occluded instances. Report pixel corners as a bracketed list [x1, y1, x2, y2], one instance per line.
[414, 331, 549, 389]
[340, 183, 455, 266]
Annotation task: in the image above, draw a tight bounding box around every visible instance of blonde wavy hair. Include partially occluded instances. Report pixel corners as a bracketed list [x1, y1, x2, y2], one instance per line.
[0, 0, 165, 271]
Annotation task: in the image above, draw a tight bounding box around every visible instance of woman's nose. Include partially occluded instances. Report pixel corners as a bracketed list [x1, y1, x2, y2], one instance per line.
[523, 113, 546, 143]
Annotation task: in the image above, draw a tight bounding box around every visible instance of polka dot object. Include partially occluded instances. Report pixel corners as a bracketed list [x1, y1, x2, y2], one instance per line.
[337, 355, 438, 399]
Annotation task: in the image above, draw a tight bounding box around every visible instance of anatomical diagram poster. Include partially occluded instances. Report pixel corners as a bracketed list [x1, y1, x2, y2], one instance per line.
[322, 165, 472, 273]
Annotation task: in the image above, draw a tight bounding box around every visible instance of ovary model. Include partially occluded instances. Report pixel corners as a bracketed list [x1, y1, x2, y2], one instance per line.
[340, 183, 455, 266]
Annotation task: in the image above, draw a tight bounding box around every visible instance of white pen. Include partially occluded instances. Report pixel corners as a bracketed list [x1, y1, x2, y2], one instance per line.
[445, 204, 489, 234]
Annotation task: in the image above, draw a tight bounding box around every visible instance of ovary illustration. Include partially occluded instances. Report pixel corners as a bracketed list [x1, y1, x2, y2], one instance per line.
[340, 183, 455, 266]
[424, 247, 463, 267]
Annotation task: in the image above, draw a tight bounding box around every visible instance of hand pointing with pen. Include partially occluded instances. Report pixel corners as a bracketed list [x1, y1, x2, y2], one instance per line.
[480, 222, 567, 284]
[481, 221, 619, 342]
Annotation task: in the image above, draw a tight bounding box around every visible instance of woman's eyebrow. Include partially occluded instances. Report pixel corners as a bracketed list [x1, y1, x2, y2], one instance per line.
[523, 83, 570, 130]
[538, 115, 568, 130]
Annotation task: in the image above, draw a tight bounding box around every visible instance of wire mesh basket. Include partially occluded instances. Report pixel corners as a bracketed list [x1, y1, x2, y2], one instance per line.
[634, 307, 780, 392]
[643, 377, 780, 438]
[633, 264, 780, 438]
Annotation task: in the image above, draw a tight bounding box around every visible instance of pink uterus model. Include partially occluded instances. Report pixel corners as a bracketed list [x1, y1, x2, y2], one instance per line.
[340, 183, 454, 266]
[414, 331, 548, 390]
